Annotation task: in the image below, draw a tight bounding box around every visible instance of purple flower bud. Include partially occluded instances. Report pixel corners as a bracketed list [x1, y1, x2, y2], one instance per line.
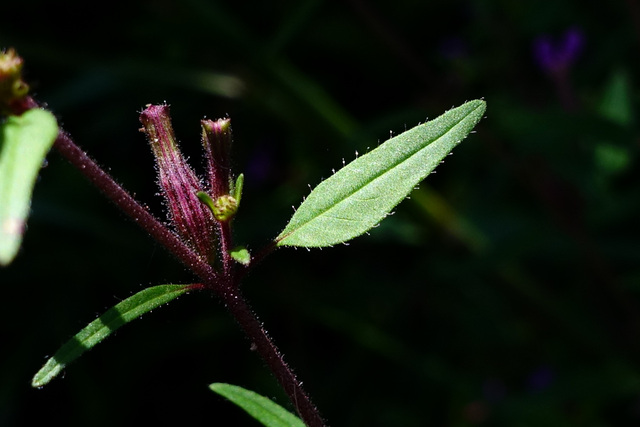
[201, 118, 232, 199]
[140, 104, 215, 262]
[533, 27, 584, 75]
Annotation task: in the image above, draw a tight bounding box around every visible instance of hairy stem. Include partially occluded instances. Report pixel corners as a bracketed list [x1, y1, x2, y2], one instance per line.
[53, 131, 221, 287]
[222, 289, 326, 427]
[53, 130, 326, 426]
[218, 220, 233, 279]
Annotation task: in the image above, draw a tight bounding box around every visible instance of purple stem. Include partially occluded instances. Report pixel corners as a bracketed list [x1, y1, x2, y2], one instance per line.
[52, 131, 326, 427]
[53, 131, 221, 288]
[223, 292, 325, 427]
[217, 220, 234, 279]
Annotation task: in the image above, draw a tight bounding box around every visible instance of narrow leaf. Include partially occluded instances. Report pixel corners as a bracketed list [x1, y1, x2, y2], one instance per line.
[32, 284, 191, 388]
[233, 173, 244, 206]
[209, 383, 305, 427]
[276, 99, 486, 247]
[0, 109, 58, 265]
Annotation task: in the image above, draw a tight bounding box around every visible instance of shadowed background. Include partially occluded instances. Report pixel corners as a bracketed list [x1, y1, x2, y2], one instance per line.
[2, 0, 640, 425]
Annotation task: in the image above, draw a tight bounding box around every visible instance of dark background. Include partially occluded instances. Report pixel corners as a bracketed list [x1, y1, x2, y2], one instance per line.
[2, 0, 640, 425]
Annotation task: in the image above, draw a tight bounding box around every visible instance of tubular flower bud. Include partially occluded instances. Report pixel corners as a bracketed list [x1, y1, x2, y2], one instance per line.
[201, 118, 232, 199]
[140, 104, 215, 262]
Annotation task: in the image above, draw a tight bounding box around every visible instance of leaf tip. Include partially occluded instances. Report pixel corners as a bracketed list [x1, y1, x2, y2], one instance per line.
[31, 359, 63, 388]
[31, 376, 47, 389]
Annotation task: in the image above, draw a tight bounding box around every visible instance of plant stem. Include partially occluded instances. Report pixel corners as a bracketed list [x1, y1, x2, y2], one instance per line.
[53, 130, 326, 427]
[53, 131, 221, 287]
[217, 220, 233, 279]
[222, 289, 326, 427]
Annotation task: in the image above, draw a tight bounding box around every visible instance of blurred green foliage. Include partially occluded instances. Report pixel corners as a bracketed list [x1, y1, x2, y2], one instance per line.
[1, 0, 639, 426]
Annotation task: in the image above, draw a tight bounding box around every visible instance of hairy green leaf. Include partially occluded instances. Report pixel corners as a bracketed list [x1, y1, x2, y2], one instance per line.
[0, 109, 58, 265]
[230, 246, 250, 265]
[209, 383, 305, 427]
[32, 284, 191, 388]
[276, 99, 486, 247]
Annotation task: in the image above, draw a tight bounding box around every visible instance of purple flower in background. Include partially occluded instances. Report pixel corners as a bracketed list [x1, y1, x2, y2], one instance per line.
[533, 27, 584, 110]
[527, 365, 555, 393]
[534, 27, 584, 74]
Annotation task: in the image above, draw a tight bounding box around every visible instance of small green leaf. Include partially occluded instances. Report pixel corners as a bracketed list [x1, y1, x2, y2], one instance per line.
[209, 383, 305, 427]
[276, 100, 486, 247]
[0, 109, 58, 265]
[32, 284, 191, 388]
[197, 190, 216, 211]
[233, 173, 244, 206]
[230, 246, 250, 265]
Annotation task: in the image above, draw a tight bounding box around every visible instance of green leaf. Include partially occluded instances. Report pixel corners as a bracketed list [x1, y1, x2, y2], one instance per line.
[276, 99, 486, 247]
[32, 284, 191, 388]
[0, 109, 58, 265]
[209, 383, 305, 427]
[230, 246, 250, 265]
[233, 173, 244, 206]
[598, 69, 633, 127]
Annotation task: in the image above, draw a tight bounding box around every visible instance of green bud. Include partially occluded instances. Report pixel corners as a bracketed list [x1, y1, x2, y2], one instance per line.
[198, 191, 238, 222]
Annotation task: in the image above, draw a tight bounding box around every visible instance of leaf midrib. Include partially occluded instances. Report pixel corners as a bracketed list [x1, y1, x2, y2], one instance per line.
[279, 105, 479, 240]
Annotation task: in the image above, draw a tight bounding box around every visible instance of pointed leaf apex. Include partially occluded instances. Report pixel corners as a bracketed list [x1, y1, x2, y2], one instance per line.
[276, 99, 486, 247]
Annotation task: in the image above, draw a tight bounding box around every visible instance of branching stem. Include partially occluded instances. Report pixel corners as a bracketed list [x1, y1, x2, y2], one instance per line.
[52, 130, 326, 427]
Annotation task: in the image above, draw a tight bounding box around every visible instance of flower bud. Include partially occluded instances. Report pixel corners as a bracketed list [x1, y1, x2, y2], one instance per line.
[201, 118, 232, 198]
[196, 192, 238, 222]
[140, 104, 215, 262]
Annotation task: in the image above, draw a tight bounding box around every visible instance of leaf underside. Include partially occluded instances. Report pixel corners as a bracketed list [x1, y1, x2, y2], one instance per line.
[209, 383, 305, 427]
[276, 99, 486, 248]
[0, 109, 59, 266]
[32, 284, 191, 388]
